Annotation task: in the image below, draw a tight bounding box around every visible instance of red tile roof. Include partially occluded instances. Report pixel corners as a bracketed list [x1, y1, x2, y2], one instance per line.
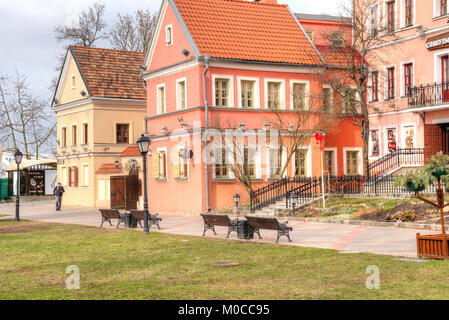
[96, 163, 122, 174]
[173, 0, 324, 65]
[70, 46, 146, 100]
[120, 145, 141, 157]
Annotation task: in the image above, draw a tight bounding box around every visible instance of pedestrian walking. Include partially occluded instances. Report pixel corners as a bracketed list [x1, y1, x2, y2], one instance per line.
[53, 182, 65, 211]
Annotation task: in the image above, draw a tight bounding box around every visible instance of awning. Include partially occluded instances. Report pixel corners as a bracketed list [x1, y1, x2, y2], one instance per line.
[5, 159, 57, 171]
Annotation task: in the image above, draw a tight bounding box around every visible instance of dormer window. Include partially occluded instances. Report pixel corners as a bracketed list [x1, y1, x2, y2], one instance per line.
[71, 75, 76, 88]
[166, 25, 173, 46]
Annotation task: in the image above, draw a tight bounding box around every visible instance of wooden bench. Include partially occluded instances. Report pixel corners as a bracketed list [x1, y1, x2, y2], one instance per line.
[245, 216, 292, 243]
[99, 209, 125, 228]
[200, 213, 238, 238]
[129, 210, 162, 229]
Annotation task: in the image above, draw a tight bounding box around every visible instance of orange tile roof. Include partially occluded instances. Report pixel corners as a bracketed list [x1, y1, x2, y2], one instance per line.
[120, 145, 141, 157]
[96, 163, 122, 174]
[70, 46, 146, 100]
[173, 0, 324, 65]
[316, 45, 363, 67]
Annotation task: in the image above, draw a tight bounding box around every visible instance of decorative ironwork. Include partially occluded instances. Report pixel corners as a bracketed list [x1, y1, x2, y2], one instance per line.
[408, 82, 449, 108]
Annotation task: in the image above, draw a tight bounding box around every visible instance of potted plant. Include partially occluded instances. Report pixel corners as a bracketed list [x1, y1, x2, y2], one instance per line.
[394, 168, 435, 192]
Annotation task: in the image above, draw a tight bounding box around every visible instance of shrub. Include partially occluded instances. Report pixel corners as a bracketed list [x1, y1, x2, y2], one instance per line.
[386, 210, 418, 222]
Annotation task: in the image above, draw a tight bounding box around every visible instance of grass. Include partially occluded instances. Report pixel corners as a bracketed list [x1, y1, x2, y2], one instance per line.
[0, 214, 10, 217]
[1, 220, 449, 300]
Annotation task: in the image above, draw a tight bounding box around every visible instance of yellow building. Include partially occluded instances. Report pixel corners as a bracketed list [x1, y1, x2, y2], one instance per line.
[52, 46, 147, 208]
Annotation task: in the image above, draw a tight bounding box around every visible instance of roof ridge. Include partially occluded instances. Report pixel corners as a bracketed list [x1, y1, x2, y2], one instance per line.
[70, 45, 146, 55]
[225, 0, 287, 7]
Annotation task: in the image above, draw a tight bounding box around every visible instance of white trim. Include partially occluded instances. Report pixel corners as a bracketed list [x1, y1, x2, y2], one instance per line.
[399, 0, 415, 29]
[367, 2, 380, 36]
[383, 0, 398, 32]
[343, 147, 364, 175]
[237, 76, 260, 109]
[434, 49, 449, 83]
[165, 24, 173, 46]
[208, 61, 323, 74]
[289, 80, 310, 111]
[142, 60, 198, 81]
[175, 144, 190, 180]
[176, 77, 187, 111]
[324, 147, 338, 176]
[211, 74, 234, 108]
[265, 145, 287, 180]
[399, 59, 414, 97]
[264, 78, 286, 110]
[212, 144, 235, 179]
[291, 146, 312, 177]
[156, 83, 166, 114]
[82, 163, 89, 187]
[146, 1, 169, 69]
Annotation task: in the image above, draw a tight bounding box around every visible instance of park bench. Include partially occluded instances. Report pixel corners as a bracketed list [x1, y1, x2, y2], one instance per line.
[245, 216, 292, 243]
[99, 209, 125, 228]
[200, 213, 238, 238]
[129, 210, 162, 229]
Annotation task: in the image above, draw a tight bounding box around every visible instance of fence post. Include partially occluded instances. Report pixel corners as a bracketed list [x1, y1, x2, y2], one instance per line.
[286, 191, 289, 209]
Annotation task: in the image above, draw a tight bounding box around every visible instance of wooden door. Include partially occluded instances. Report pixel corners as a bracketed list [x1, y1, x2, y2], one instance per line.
[110, 176, 126, 209]
[424, 125, 443, 161]
[125, 174, 139, 210]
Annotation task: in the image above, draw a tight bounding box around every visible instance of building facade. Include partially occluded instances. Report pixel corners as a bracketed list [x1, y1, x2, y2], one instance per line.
[52, 46, 147, 208]
[142, 0, 364, 215]
[365, 0, 449, 164]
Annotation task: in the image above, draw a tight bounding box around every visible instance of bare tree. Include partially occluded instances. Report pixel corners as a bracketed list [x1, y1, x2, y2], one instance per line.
[54, 2, 107, 47]
[319, 0, 401, 177]
[0, 71, 56, 158]
[109, 9, 157, 52]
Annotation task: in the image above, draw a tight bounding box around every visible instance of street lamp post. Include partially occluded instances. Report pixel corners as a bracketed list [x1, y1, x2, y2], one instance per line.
[14, 150, 23, 221]
[290, 193, 298, 217]
[233, 193, 240, 208]
[137, 134, 151, 235]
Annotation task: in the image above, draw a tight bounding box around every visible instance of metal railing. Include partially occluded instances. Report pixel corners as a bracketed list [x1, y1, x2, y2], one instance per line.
[408, 82, 449, 108]
[368, 148, 424, 177]
[249, 174, 441, 213]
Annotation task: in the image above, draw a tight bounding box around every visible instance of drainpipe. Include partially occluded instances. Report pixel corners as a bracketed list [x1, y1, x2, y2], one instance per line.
[202, 55, 211, 211]
[144, 116, 150, 135]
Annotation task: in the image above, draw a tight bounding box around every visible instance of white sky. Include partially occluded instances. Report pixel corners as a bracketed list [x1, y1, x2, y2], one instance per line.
[0, 0, 343, 101]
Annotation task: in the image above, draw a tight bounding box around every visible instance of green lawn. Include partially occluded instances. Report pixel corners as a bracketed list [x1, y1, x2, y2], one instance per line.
[1, 220, 449, 300]
[0, 214, 9, 217]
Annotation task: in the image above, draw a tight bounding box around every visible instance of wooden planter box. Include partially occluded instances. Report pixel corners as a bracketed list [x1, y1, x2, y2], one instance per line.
[416, 233, 449, 260]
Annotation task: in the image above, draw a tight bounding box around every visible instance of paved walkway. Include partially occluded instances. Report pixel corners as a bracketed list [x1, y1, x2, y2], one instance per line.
[0, 202, 439, 258]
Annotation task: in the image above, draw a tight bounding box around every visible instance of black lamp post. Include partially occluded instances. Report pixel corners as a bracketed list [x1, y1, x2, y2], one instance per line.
[233, 193, 240, 208]
[290, 193, 298, 217]
[137, 134, 151, 234]
[14, 150, 23, 221]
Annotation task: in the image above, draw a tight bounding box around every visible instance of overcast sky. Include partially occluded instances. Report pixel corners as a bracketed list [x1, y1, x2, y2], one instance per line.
[0, 0, 343, 101]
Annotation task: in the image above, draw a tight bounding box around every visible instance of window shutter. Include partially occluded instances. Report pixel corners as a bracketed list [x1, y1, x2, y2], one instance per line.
[152, 153, 160, 178]
[73, 167, 79, 187]
[161, 152, 166, 178]
[68, 167, 72, 187]
[173, 151, 180, 178]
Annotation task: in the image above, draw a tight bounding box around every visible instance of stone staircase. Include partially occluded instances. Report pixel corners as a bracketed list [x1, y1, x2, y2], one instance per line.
[253, 195, 327, 216]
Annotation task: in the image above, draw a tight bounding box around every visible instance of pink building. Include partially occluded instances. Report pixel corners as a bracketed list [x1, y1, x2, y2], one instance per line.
[141, 0, 363, 215]
[366, 0, 449, 169]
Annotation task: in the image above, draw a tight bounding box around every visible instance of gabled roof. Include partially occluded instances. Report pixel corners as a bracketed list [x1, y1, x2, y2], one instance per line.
[68, 46, 146, 100]
[170, 0, 324, 65]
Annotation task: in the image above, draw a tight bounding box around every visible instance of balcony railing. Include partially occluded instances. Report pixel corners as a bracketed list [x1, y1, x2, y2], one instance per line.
[408, 82, 449, 108]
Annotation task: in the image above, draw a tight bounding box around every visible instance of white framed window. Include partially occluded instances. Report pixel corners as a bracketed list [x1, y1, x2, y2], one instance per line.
[173, 145, 189, 179]
[176, 78, 187, 110]
[368, 70, 380, 102]
[322, 85, 333, 112]
[400, 0, 415, 28]
[383, 65, 396, 100]
[290, 80, 310, 111]
[157, 84, 166, 114]
[266, 146, 287, 179]
[237, 76, 260, 108]
[400, 60, 414, 97]
[82, 164, 89, 187]
[212, 74, 234, 108]
[237, 143, 261, 179]
[324, 147, 338, 176]
[264, 79, 286, 110]
[434, 0, 448, 17]
[383, 0, 397, 33]
[212, 145, 235, 180]
[434, 49, 449, 83]
[343, 147, 363, 176]
[152, 148, 167, 180]
[165, 24, 173, 46]
[367, 3, 380, 37]
[292, 147, 312, 177]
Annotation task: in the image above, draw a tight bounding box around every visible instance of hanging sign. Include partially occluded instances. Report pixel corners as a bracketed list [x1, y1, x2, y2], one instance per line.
[426, 32, 449, 50]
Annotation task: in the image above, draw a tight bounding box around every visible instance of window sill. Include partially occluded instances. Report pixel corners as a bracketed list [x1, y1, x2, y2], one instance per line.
[433, 14, 449, 21]
[213, 178, 235, 182]
[175, 177, 189, 181]
[156, 178, 168, 182]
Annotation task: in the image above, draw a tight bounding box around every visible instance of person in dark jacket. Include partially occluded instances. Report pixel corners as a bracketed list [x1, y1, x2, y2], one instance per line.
[53, 183, 65, 211]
